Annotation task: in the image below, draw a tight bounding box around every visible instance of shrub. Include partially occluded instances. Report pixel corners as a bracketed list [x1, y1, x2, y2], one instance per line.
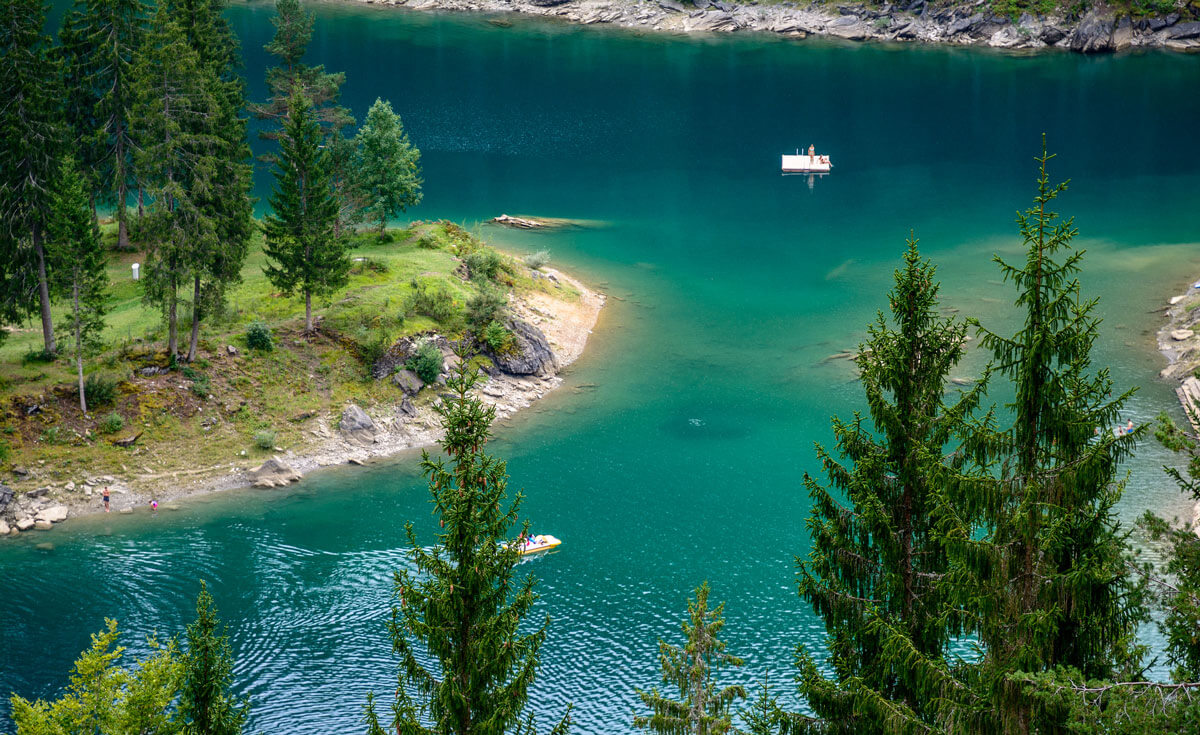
[22, 347, 57, 364]
[84, 373, 119, 407]
[254, 430, 277, 450]
[351, 257, 389, 275]
[466, 285, 508, 330]
[40, 426, 63, 445]
[481, 321, 515, 354]
[464, 248, 503, 281]
[406, 278, 457, 323]
[0, 439, 10, 465]
[190, 374, 211, 399]
[357, 329, 392, 368]
[416, 234, 439, 249]
[98, 413, 125, 435]
[406, 340, 443, 384]
[524, 250, 551, 270]
[246, 321, 274, 351]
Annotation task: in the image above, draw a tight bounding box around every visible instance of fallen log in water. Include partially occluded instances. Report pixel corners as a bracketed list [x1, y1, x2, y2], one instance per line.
[493, 214, 548, 229]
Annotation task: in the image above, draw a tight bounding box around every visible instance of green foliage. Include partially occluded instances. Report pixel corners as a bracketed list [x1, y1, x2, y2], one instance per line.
[254, 429, 276, 450]
[524, 250, 551, 270]
[189, 372, 211, 399]
[354, 98, 422, 235]
[21, 348, 57, 365]
[0, 0, 61, 354]
[84, 373, 119, 407]
[49, 158, 111, 412]
[794, 236, 984, 730]
[58, 0, 143, 250]
[405, 340, 443, 384]
[464, 248, 503, 282]
[254, 0, 353, 159]
[262, 93, 350, 331]
[246, 321, 274, 351]
[364, 359, 570, 735]
[98, 412, 125, 435]
[178, 581, 248, 735]
[40, 426, 64, 445]
[8, 619, 181, 735]
[480, 321, 515, 354]
[466, 286, 508, 331]
[357, 329, 392, 368]
[633, 582, 745, 735]
[0, 438, 9, 465]
[406, 278, 457, 323]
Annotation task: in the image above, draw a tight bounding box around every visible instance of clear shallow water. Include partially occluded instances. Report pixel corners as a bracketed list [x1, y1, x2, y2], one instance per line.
[4, 4, 1200, 732]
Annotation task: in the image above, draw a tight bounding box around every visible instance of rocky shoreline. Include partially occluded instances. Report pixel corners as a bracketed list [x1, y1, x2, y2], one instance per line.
[0, 266, 605, 536]
[1156, 279, 1200, 534]
[338, 0, 1200, 53]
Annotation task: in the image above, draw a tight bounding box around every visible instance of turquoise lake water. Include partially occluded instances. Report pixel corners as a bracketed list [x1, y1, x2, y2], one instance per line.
[4, 3, 1200, 731]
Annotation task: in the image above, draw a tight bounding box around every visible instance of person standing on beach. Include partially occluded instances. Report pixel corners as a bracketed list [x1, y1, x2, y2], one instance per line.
[102, 486, 110, 512]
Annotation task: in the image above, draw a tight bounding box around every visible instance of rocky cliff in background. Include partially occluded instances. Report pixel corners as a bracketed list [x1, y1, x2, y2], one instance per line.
[350, 0, 1200, 53]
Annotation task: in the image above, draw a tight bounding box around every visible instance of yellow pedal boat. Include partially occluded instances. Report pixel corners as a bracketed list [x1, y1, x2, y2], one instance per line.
[517, 534, 562, 555]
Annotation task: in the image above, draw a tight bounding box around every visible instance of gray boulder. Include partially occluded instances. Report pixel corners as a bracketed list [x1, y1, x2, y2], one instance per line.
[1170, 21, 1200, 40]
[392, 369, 423, 396]
[36, 505, 68, 523]
[1068, 10, 1115, 53]
[0, 484, 12, 513]
[948, 13, 982, 35]
[24, 487, 49, 499]
[658, 0, 684, 11]
[16, 517, 34, 531]
[340, 404, 377, 445]
[489, 319, 558, 376]
[398, 397, 417, 419]
[0, 520, 9, 535]
[1039, 25, 1066, 44]
[249, 457, 303, 488]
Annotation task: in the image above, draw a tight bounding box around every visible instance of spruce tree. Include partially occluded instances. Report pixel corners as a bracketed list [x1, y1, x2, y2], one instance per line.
[327, 127, 367, 238]
[633, 582, 746, 735]
[263, 93, 349, 333]
[168, 0, 253, 363]
[365, 359, 570, 735]
[48, 159, 109, 413]
[910, 140, 1146, 734]
[253, 0, 353, 158]
[178, 581, 248, 735]
[58, 0, 145, 250]
[355, 98, 422, 236]
[0, 0, 61, 355]
[793, 237, 985, 731]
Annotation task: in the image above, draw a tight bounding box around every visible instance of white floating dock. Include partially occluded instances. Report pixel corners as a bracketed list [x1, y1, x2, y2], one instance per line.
[782, 146, 833, 173]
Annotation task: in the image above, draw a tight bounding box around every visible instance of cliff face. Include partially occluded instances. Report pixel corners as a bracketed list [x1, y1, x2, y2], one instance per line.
[351, 0, 1200, 53]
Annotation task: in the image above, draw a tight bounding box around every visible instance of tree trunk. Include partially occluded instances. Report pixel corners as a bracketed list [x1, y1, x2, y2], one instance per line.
[33, 226, 56, 355]
[168, 273, 178, 359]
[305, 290, 312, 333]
[137, 188, 144, 218]
[187, 274, 201, 362]
[75, 280, 86, 413]
[116, 122, 131, 250]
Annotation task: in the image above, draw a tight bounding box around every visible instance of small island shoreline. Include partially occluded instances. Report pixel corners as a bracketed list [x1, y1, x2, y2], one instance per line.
[333, 0, 1200, 54]
[0, 263, 605, 535]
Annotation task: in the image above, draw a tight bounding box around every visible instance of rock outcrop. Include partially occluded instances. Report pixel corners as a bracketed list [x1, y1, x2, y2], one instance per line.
[490, 319, 558, 376]
[249, 457, 303, 488]
[1068, 10, 1115, 53]
[35, 505, 68, 524]
[392, 369, 423, 395]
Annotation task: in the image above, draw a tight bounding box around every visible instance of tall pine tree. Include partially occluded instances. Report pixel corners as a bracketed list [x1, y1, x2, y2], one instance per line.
[0, 0, 61, 355]
[130, 4, 219, 359]
[365, 359, 570, 735]
[178, 581, 248, 735]
[253, 0, 353, 158]
[48, 158, 109, 413]
[884, 140, 1147, 734]
[168, 0, 253, 363]
[59, 0, 145, 250]
[263, 93, 349, 333]
[355, 98, 422, 236]
[794, 237, 986, 732]
[633, 582, 746, 735]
